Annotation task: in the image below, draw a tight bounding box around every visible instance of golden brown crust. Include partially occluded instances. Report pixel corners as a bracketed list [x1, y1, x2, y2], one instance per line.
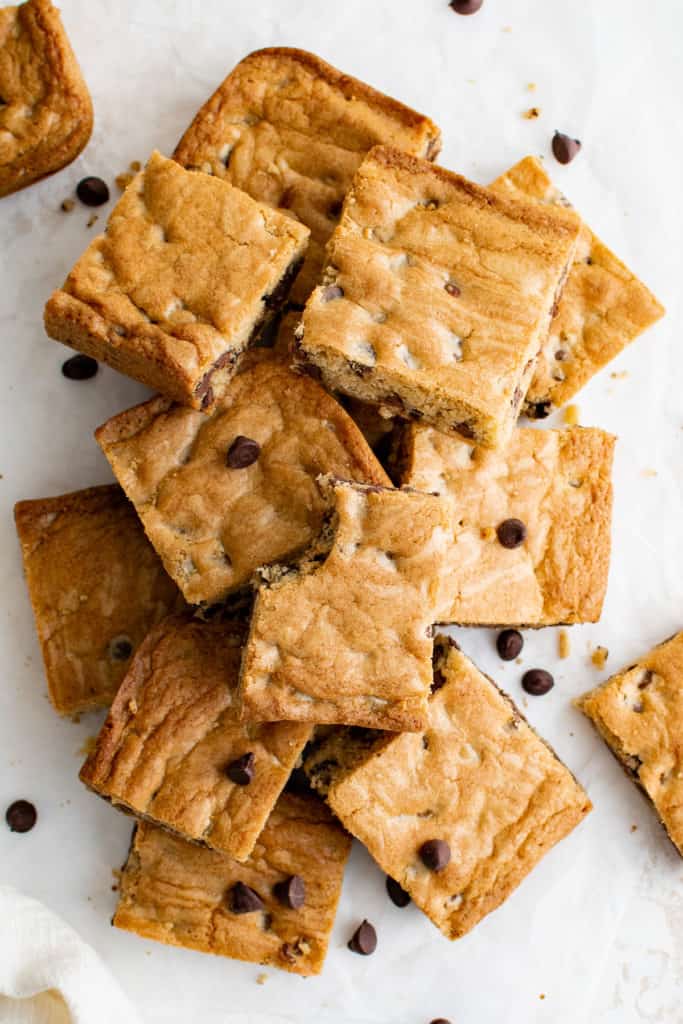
[173, 48, 441, 303]
[14, 485, 184, 715]
[577, 631, 683, 856]
[313, 639, 591, 939]
[0, 0, 93, 197]
[80, 613, 311, 861]
[44, 151, 309, 408]
[297, 146, 582, 448]
[490, 156, 664, 411]
[113, 792, 352, 975]
[238, 478, 456, 731]
[95, 358, 390, 606]
[398, 424, 615, 625]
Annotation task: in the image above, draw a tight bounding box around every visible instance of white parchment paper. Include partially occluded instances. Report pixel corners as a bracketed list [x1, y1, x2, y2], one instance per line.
[1, 2, 682, 1021]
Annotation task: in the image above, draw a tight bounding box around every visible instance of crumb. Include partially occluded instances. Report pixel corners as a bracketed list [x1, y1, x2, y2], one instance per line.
[502, 25, 512, 32]
[128, 698, 138, 714]
[591, 646, 609, 669]
[480, 526, 496, 541]
[130, 160, 142, 172]
[539, 994, 546, 1000]
[256, 973, 268, 985]
[71, 713, 82, 725]
[86, 213, 98, 228]
[610, 370, 629, 380]
[523, 107, 541, 120]
[77, 735, 98, 758]
[527, 82, 537, 92]
[116, 172, 134, 191]
[569, 731, 574, 737]
[515, 657, 523, 665]
[563, 404, 580, 426]
[111, 885, 118, 891]
[60, 198, 75, 212]
[558, 629, 570, 659]
[641, 468, 657, 478]
[631, 824, 638, 833]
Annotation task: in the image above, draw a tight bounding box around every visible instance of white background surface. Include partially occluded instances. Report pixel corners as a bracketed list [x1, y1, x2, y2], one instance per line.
[1, 1, 682, 1021]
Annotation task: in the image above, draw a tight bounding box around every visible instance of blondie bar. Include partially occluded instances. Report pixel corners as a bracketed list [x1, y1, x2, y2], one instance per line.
[80, 612, 311, 861]
[114, 792, 351, 975]
[0, 0, 92, 197]
[14, 485, 183, 715]
[295, 146, 582, 448]
[95, 357, 389, 606]
[238, 477, 455, 731]
[174, 47, 441, 304]
[305, 636, 591, 939]
[395, 423, 615, 625]
[44, 151, 309, 408]
[577, 630, 683, 856]
[490, 156, 664, 416]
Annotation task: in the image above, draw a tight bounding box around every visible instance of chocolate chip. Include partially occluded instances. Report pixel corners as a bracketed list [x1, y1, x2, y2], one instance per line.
[321, 284, 344, 302]
[108, 635, 133, 661]
[552, 131, 582, 165]
[348, 919, 377, 955]
[228, 881, 264, 914]
[274, 874, 305, 909]
[429, 1019, 452, 1024]
[76, 176, 110, 206]
[522, 668, 554, 696]
[328, 199, 344, 219]
[638, 670, 654, 690]
[226, 752, 255, 786]
[497, 629, 523, 661]
[449, 0, 483, 12]
[226, 436, 260, 469]
[528, 400, 552, 419]
[454, 421, 475, 439]
[496, 518, 527, 549]
[61, 354, 98, 380]
[444, 281, 461, 297]
[6, 800, 37, 833]
[555, 349, 568, 361]
[386, 876, 411, 907]
[419, 839, 451, 872]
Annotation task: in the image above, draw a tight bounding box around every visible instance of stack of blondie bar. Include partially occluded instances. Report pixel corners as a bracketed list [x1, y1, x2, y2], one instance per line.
[13, 44, 670, 976]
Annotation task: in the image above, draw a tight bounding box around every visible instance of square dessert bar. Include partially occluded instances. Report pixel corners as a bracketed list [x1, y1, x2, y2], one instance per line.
[44, 151, 309, 408]
[296, 146, 582, 448]
[80, 612, 311, 861]
[95, 356, 389, 606]
[0, 0, 92, 197]
[238, 477, 455, 731]
[174, 47, 441, 304]
[305, 636, 592, 939]
[395, 423, 615, 626]
[577, 630, 683, 857]
[14, 485, 183, 716]
[490, 156, 664, 416]
[114, 792, 352, 975]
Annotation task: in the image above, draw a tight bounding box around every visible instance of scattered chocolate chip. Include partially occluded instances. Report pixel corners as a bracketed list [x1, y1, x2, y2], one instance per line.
[321, 284, 344, 302]
[76, 176, 110, 206]
[6, 800, 37, 833]
[226, 436, 260, 469]
[61, 354, 98, 380]
[522, 668, 554, 696]
[228, 881, 264, 914]
[633, 702, 645, 714]
[449, 0, 483, 12]
[454, 421, 475, 439]
[226, 752, 255, 786]
[497, 629, 523, 661]
[555, 349, 568, 361]
[108, 635, 133, 661]
[496, 518, 527, 549]
[274, 874, 305, 909]
[386, 876, 411, 907]
[552, 131, 582, 165]
[528, 400, 552, 419]
[348, 919, 377, 955]
[419, 839, 451, 872]
[445, 281, 461, 297]
[429, 1019, 452, 1024]
[638, 670, 654, 690]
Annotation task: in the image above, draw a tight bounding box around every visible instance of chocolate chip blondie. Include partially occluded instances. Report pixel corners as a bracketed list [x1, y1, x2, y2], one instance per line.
[577, 630, 683, 857]
[114, 792, 351, 975]
[490, 156, 664, 416]
[174, 47, 441, 304]
[395, 423, 615, 625]
[44, 151, 309, 408]
[238, 477, 455, 731]
[80, 612, 311, 861]
[295, 146, 582, 447]
[95, 357, 389, 606]
[305, 636, 591, 939]
[14, 485, 183, 716]
[0, 0, 93, 197]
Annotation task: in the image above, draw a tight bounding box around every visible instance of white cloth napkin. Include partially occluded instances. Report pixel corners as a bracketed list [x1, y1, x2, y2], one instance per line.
[0, 886, 140, 1024]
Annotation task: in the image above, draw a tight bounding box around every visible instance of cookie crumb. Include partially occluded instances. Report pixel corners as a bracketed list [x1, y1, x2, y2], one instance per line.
[130, 160, 142, 172]
[523, 107, 541, 120]
[563, 404, 580, 426]
[116, 172, 135, 191]
[610, 370, 629, 380]
[77, 735, 98, 758]
[641, 468, 658, 478]
[539, 994, 546, 1000]
[60, 198, 75, 212]
[558, 629, 570, 659]
[527, 82, 537, 92]
[86, 213, 98, 228]
[256, 972, 268, 985]
[591, 646, 609, 669]
[631, 824, 638, 833]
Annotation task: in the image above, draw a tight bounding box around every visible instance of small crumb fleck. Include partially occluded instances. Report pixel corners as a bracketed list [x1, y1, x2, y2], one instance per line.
[540, 993, 546, 1000]
[523, 107, 541, 120]
[77, 735, 98, 758]
[527, 82, 537, 92]
[558, 629, 570, 659]
[256, 973, 268, 985]
[116, 172, 134, 191]
[641, 468, 658, 478]
[631, 824, 638, 833]
[86, 213, 98, 228]
[515, 657, 523, 665]
[591, 646, 609, 669]
[610, 370, 629, 380]
[61, 198, 75, 212]
[130, 160, 142, 172]
[564, 404, 580, 426]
